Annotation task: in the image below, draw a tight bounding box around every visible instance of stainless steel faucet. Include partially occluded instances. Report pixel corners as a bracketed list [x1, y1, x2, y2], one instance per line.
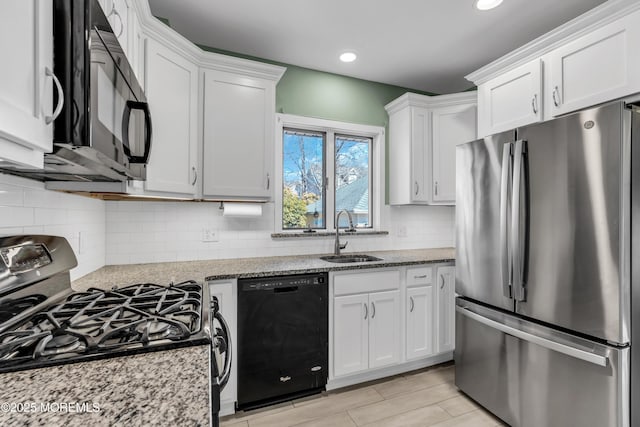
[335, 210, 355, 255]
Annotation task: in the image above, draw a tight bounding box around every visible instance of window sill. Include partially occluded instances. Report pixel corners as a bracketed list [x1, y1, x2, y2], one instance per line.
[271, 230, 389, 239]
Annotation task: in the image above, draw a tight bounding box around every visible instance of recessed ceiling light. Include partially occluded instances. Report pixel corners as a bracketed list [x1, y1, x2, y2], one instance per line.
[475, 0, 503, 11]
[339, 52, 357, 63]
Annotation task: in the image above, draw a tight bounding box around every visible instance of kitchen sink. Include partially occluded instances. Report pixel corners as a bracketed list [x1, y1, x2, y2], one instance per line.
[319, 254, 383, 263]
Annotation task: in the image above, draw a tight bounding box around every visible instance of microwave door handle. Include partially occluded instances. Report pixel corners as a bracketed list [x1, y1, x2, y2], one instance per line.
[500, 143, 513, 299]
[121, 100, 153, 164]
[214, 310, 233, 390]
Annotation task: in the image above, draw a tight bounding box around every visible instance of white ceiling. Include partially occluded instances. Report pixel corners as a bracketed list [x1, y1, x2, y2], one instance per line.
[148, 0, 606, 94]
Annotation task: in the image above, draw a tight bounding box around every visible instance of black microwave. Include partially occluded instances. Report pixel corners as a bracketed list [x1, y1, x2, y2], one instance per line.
[2, 0, 151, 182]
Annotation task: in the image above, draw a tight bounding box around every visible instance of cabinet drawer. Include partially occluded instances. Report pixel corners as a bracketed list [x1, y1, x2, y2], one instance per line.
[406, 267, 432, 287]
[334, 270, 400, 296]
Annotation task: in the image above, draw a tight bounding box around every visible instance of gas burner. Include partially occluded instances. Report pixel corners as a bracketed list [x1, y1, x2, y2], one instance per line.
[36, 333, 85, 356]
[0, 295, 47, 324]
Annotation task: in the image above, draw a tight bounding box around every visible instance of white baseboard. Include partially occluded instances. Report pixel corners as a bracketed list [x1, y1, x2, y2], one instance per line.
[326, 352, 453, 391]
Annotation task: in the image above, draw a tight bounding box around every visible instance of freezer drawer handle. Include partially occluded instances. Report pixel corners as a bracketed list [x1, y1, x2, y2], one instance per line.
[456, 306, 608, 367]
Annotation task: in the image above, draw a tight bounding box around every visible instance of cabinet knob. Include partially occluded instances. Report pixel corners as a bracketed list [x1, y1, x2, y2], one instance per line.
[531, 94, 538, 114]
[435, 181, 438, 196]
[191, 167, 198, 185]
[371, 302, 376, 319]
[414, 181, 419, 196]
[440, 274, 445, 289]
[409, 296, 415, 313]
[266, 173, 270, 190]
[364, 303, 368, 319]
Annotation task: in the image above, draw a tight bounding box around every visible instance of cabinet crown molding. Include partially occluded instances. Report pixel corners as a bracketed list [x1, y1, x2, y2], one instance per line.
[133, 0, 286, 82]
[466, 0, 640, 86]
[384, 91, 477, 115]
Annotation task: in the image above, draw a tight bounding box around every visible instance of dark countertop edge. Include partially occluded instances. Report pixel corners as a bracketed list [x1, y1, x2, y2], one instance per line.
[271, 231, 389, 239]
[204, 258, 455, 281]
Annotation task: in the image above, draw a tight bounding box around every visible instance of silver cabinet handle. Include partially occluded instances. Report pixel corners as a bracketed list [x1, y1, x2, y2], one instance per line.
[435, 181, 438, 196]
[414, 181, 419, 195]
[371, 302, 376, 319]
[266, 173, 270, 190]
[364, 303, 368, 319]
[108, 5, 124, 38]
[552, 86, 560, 107]
[531, 94, 538, 114]
[440, 274, 445, 289]
[45, 67, 64, 125]
[456, 307, 608, 367]
[414, 274, 427, 279]
[409, 296, 415, 313]
[191, 167, 197, 185]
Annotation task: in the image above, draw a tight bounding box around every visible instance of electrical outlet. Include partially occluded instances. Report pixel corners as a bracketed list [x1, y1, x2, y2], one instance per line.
[397, 225, 408, 238]
[202, 228, 219, 242]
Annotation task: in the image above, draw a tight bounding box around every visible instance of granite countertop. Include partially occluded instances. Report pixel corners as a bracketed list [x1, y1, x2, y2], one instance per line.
[0, 345, 210, 427]
[72, 248, 455, 290]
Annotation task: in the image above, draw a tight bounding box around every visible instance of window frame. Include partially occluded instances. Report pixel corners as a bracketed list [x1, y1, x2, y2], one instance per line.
[275, 114, 385, 233]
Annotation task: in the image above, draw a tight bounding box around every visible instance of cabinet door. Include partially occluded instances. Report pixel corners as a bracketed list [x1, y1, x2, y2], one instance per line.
[203, 70, 274, 199]
[144, 39, 198, 195]
[410, 107, 430, 202]
[369, 290, 401, 369]
[406, 286, 434, 360]
[431, 104, 477, 204]
[548, 10, 640, 117]
[436, 266, 455, 353]
[0, 0, 53, 164]
[477, 59, 542, 137]
[333, 294, 369, 377]
[107, 0, 130, 58]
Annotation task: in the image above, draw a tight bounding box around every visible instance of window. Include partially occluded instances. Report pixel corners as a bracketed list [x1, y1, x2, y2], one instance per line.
[276, 115, 383, 232]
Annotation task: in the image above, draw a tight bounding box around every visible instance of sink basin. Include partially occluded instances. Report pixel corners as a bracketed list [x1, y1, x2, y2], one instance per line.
[319, 254, 383, 263]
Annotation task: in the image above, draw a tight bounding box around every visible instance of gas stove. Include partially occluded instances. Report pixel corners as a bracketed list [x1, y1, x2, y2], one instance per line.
[0, 235, 211, 373]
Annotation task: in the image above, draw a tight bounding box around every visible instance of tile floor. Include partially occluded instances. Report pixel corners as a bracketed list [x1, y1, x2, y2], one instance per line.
[220, 363, 506, 427]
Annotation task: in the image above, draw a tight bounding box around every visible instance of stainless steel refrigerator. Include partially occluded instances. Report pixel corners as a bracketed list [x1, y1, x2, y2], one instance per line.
[455, 100, 639, 427]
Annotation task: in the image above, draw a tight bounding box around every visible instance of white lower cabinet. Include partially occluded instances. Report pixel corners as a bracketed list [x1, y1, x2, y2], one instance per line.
[333, 293, 370, 377]
[406, 285, 434, 360]
[368, 290, 401, 369]
[436, 266, 455, 353]
[333, 290, 401, 377]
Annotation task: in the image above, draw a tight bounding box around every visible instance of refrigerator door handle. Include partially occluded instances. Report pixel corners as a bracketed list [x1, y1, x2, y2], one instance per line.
[456, 306, 608, 367]
[511, 139, 528, 302]
[500, 143, 513, 298]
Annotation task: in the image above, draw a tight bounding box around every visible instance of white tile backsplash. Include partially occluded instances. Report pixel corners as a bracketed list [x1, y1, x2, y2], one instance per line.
[104, 201, 455, 265]
[0, 173, 106, 280]
[0, 173, 456, 273]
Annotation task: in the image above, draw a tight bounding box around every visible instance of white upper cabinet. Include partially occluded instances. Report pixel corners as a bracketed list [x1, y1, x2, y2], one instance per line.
[431, 103, 477, 204]
[386, 92, 476, 206]
[547, 9, 640, 117]
[468, 1, 640, 129]
[143, 38, 199, 196]
[202, 70, 276, 200]
[0, 0, 55, 168]
[478, 59, 542, 137]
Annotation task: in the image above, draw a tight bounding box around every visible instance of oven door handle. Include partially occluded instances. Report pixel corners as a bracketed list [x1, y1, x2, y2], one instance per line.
[214, 310, 232, 390]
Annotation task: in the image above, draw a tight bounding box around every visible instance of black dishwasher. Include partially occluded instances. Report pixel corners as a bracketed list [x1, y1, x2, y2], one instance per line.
[237, 272, 328, 410]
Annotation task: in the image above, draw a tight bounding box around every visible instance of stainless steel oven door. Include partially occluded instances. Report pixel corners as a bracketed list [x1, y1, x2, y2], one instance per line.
[211, 297, 232, 427]
[90, 27, 151, 180]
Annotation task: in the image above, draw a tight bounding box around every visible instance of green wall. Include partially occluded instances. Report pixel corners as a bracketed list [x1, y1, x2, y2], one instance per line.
[198, 45, 437, 203]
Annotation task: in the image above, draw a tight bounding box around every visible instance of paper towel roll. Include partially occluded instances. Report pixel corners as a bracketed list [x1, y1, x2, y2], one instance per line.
[222, 202, 263, 217]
